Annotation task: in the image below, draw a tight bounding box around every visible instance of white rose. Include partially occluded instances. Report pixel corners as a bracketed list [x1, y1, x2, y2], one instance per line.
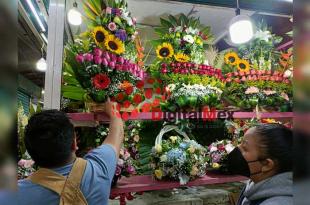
[160, 155, 167, 162]
[183, 35, 194, 44]
[225, 144, 235, 154]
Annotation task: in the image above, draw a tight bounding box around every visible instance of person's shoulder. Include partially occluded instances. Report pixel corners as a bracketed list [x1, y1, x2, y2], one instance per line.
[260, 196, 293, 205]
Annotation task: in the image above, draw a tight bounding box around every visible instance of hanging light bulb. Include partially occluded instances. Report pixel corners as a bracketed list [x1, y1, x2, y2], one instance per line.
[228, 0, 254, 44]
[67, 2, 82, 26]
[36, 57, 47, 71]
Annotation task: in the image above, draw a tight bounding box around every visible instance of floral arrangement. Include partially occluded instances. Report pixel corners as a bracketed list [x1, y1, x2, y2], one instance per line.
[64, 0, 146, 104]
[206, 140, 236, 172]
[153, 14, 213, 65]
[150, 126, 208, 185]
[224, 69, 292, 111]
[17, 155, 36, 179]
[114, 148, 137, 183]
[161, 83, 223, 111]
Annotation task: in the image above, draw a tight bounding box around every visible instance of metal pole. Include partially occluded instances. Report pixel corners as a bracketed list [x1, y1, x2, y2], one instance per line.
[44, 0, 66, 109]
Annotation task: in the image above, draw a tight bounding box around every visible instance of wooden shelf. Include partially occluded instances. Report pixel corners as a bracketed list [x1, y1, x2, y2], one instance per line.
[111, 174, 247, 195]
[68, 112, 293, 125]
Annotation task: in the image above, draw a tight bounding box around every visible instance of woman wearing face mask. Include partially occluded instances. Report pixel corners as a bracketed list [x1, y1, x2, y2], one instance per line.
[227, 123, 293, 205]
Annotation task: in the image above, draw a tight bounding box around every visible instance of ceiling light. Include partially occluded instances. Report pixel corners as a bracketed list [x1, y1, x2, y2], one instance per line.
[228, 0, 254, 44]
[67, 2, 82, 26]
[25, 0, 46, 32]
[36, 57, 47, 71]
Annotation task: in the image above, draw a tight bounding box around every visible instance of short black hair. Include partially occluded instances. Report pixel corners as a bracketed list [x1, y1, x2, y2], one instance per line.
[254, 123, 293, 173]
[24, 110, 74, 168]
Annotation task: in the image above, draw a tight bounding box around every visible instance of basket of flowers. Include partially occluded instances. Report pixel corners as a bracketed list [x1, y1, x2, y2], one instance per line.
[206, 140, 236, 174]
[150, 125, 208, 185]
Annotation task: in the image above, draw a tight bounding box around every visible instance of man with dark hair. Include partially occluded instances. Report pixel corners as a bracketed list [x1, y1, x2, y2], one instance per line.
[16, 101, 123, 205]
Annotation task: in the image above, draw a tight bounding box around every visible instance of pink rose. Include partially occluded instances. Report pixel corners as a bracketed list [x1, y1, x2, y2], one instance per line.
[108, 22, 117, 31]
[94, 55, 102, 64]
[94, 48, 103, 57]
[115, 166, 122, 176]
[75, 54, 84, 63]
[84, 53, 93, 62]
[126, 165, 135, 174]
[106, 7, 112, 14]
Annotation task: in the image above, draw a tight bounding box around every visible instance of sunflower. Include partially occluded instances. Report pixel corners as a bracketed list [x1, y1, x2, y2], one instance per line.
[92, 26, 109, 46]
[174, 53, 190, 63]
[224, 52, 239, 66]
[237, 59, 250, 72]
[104, 35, 125, 55]
[156, 43, 174, 59]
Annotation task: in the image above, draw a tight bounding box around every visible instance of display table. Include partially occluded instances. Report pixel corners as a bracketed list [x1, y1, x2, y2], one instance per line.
[110, 174, 247, 205]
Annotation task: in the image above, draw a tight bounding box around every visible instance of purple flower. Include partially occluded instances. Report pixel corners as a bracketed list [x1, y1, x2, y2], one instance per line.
[94, 48, 103, 57]
[112, 8, 122, 16]
[126, 165, 135, 174]
[75, 54, 84, 63]
[94, 56, 102, 64]
[115, 30, 127, 42]
[84, 53, 93, 62]
[115, 166, 122, 176]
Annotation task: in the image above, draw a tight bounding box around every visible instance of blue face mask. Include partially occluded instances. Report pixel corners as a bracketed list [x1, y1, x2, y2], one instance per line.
[227, 147, 264, 177]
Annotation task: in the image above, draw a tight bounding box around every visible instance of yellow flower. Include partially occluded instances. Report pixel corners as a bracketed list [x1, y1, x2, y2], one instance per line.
[212, 163, 220, 169]
[224, 52, 239, 66]
[155, 144, 162, 153]
[155, 169, 163, 179]
[176, 32, 181, 38]
[104, 34, 125, 55]
[92, 26, 109, 46]
[174, 53, 190, 63]
[237, 59, 250, 72]
[169, 136, 178, 143]
[156, 43, 174, 59]
[262, 118, 277, 123]
[187, 145, 196, 154]
[190, 166, 199, 176]
[195, 38, 203, 46]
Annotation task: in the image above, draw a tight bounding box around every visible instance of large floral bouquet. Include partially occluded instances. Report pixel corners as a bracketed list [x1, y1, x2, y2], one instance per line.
[161, 83, 223, 111]
[206, 140, 236, 173]
[114, 147, 137, 185]
[150, 126, 208, 185]
[64, 0, 146, 104]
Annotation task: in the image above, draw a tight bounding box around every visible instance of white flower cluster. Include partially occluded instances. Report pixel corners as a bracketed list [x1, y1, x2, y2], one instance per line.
[172, 26, 199, 35]
[170, 83, 222, 99]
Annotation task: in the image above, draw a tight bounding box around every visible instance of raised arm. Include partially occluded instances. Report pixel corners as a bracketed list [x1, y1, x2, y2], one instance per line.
[102, 100, 124, 158]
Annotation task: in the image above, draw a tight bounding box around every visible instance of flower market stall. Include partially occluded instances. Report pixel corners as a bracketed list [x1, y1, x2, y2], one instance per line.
[18, 0, 294, 204]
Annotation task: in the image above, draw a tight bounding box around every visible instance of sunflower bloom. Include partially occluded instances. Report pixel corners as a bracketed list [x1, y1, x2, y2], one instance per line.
[156, 43, 174, 59]
[224, 52, 239, 66]
[92, 26, 109, 46]
[237, 59, 250, 72]
[104, 35, 125, 55]
[174, 53, 190, 63]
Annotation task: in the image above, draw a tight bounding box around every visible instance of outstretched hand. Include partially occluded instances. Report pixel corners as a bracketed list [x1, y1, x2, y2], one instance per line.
[104, 99, 119, 120]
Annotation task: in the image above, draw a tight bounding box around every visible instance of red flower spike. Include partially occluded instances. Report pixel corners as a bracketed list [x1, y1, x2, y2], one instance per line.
[147, 78, 155, 84]
[123, 100, 131, 108]
[145, 88, 153, 99]
[136, 80, 144, 89]
[92, 74, 111, 90]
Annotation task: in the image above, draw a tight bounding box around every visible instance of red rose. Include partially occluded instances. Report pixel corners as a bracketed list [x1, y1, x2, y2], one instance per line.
[145, 88, 153, 99]
[116, 92, 125, 102]
[123, 100, 131, 108]
[125, 86, 134, 95]
[141, 103, 151, 112]
[155, 87, 162, 94]
[136, 80, 144, 89]
[218, 144, 225, 152]
[133, 94, 143, 104]
[147, 78, 155, 84]
[92, 74, 110, 90]
[152, 98, 161, 107]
